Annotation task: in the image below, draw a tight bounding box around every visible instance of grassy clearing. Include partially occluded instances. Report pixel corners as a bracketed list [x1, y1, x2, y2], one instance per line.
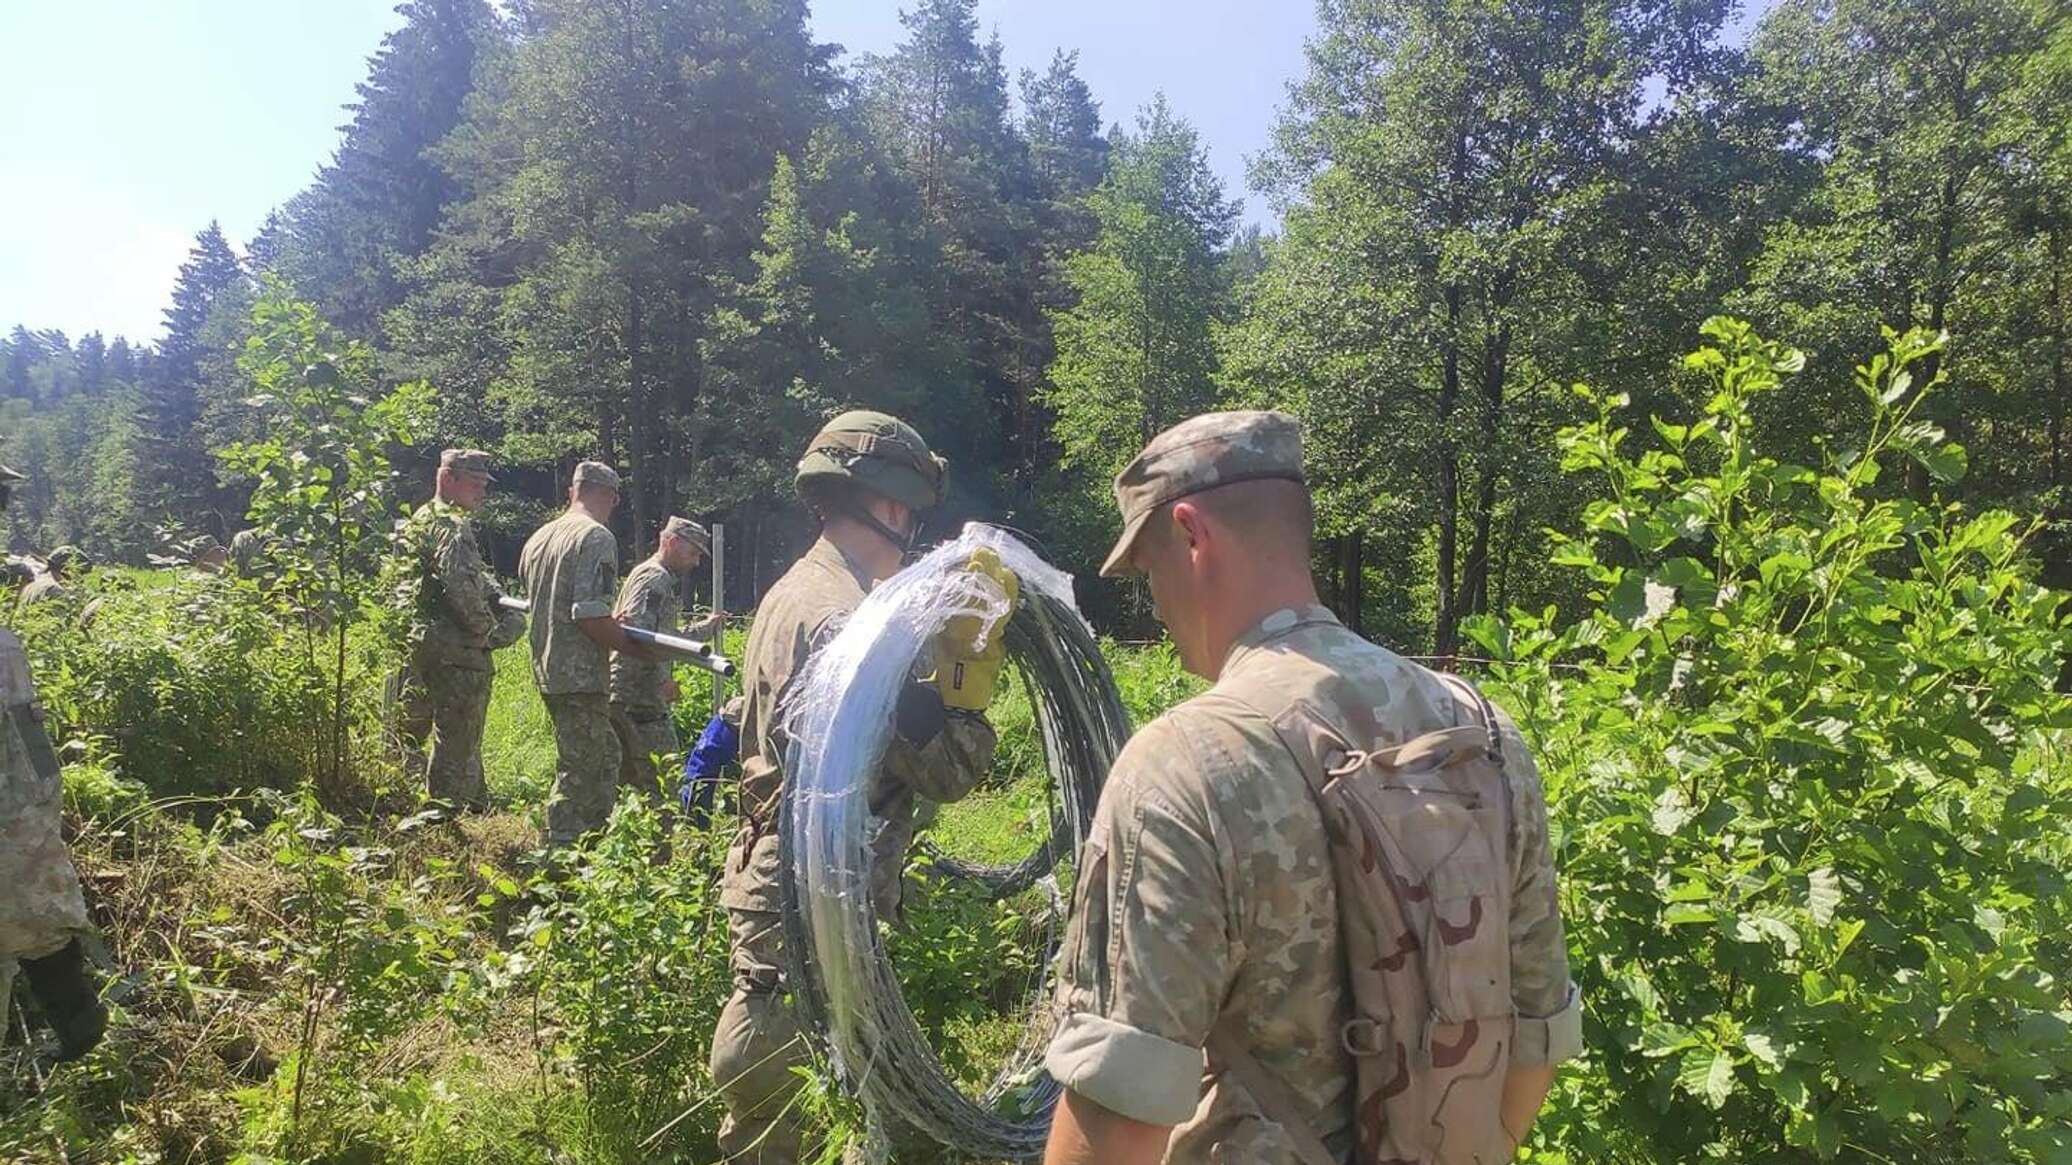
[2, 585, 1188, 1165]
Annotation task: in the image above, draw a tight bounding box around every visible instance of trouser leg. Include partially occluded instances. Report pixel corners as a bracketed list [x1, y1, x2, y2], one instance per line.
[611, 706, 678, 805]
[711, 908, 811, 1164]
[425, 666, 493, 811]
[543, 693, 620, 846]
[392, 661, 430, 781]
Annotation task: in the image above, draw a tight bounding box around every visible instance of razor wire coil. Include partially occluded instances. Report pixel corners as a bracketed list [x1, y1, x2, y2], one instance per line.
[778, 525, 1128, 1161]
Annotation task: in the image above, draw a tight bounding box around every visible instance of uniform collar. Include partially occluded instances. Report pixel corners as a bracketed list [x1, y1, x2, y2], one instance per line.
[805, 535, 873, 593]
[1219, 604, 1342, 674]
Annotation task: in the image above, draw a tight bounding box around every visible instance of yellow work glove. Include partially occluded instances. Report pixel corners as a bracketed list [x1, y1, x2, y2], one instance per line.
[933, 548, 1020, 712]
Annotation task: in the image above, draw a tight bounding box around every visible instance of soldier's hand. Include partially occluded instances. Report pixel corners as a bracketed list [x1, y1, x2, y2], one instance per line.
[932, 548, 1019, 712]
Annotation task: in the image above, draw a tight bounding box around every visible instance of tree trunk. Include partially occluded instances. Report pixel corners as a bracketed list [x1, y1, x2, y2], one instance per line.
[2052, 218, 2067, 492]
[1459, 309, 1512, 622]
[1340, 530, 1365, 636]
[1436, 282, 1462, 661]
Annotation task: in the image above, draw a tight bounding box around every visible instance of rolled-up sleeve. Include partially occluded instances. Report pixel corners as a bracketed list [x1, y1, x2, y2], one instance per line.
[1500, 714, 1583, 1065]
[1046, 719, 1228, 1126]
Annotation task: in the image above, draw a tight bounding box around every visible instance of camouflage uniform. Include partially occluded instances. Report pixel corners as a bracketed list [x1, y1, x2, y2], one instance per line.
[0, 627, 95, 1035]
[1046, 412, 1581, 1163]
[609, 520, 720, 799]
[229, 528, 267, 577]
[0, 460, 105, 1061]
[16, 573, 67, 607]
[712, 536, 997, 1164]
[519, 495, 625, 846]
[401, 492, 525, 809]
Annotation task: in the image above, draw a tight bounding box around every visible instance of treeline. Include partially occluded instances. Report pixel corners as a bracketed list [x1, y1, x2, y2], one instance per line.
[4, 0, 2069, 648]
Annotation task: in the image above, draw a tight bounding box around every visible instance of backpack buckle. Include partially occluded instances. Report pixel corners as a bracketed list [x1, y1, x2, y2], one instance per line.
[1341, 1017, 1390, 1057]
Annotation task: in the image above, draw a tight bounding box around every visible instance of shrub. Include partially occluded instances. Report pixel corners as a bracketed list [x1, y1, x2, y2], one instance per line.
[1469, 320, 2072, 1162]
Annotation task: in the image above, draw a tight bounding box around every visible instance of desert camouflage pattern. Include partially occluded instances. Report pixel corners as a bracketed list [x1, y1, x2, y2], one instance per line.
[518, 510, 620, 696]
[0, 627, 93, 971]
[1101, 409, 1306, 577]
[711, 536, 996, 1165]
[400, 500, 524, 808]
[544, 691, 622, 844]
[1046, 606, 1580, 1164]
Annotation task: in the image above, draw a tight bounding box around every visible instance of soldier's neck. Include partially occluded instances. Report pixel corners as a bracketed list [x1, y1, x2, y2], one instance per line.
[820, 518, 903, 585]
[1200, 573, 1324, 680]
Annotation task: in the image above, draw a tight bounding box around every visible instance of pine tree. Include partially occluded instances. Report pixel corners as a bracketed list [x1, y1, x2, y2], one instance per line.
[278, 0, 502, 336]
[860, 0, 1040, 491]
[389, 0, 835, 549]
[1022, 50, 1108, 212]
[137, 221, 246, 529]
[107, 337, 138, 385]
[246, 209, 290, 277]
[4, 326, 34, 399]
[75, 332, 107, 394]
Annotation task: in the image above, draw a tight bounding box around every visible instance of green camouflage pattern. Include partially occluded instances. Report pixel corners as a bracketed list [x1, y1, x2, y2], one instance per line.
[1046, 606, 1578, 1162]
[711, 535, 996, 1164]
[609, 558, 683, 714]
[398, 499, 523, 807]
[518, 510, 621, 696]
[543, 691, 622, 845]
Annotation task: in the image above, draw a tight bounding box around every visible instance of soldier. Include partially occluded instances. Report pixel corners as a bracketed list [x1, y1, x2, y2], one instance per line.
[1042, 412, 1581, 1165]
[189, 535, 229, 574]
[518, 461, 658, 846]
[228, 527, 270, 578]
[710, 411, 1018, 1164]
[18, 545, 86, 607]
[398, 449, 528, 812]
[608, 515, 724, 800]
[0, 464, 108, 1062]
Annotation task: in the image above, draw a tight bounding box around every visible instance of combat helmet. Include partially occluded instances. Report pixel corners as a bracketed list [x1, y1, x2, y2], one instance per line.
[794, 411, 945, 512]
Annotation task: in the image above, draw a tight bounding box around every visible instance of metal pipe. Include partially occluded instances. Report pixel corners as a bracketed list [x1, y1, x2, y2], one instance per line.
[496, 595, 736, 678]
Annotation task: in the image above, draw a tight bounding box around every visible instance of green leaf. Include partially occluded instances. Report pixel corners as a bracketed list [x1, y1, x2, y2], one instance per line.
[1735, 910, 1802, 955]
[1651, 786, 1695, 836]
[1678, 1047, 1737, 1109]
[1806, 867, 1841, 926]
[1743, 1029, 1785, 1070]
[1640, 1021, 1699, 1058]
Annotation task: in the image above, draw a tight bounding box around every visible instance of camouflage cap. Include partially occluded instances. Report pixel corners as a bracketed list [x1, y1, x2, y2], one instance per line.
[573, 461, 621, 492]
[440, 448, 496, 479]
[661, 515, 711, 552]
[1100, 409, 1306, 578]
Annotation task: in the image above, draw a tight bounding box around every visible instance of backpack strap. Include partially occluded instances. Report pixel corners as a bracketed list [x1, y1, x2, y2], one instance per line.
[1432, 668, 1503, 763]
[1204, 1014, 1343, 1165]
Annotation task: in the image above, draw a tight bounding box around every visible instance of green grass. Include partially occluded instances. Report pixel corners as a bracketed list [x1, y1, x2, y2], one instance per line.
[5, 579, 1190, 1165]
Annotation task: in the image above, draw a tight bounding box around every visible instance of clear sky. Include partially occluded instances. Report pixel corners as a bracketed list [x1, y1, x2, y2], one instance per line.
[0, 0, 1771, 347]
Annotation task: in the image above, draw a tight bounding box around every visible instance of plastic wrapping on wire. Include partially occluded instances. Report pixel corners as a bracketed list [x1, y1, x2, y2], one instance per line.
[779, 523, 1129, 1161]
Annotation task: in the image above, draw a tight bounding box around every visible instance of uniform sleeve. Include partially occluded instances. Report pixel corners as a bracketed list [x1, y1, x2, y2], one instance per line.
[433, 518, 499, 638]
[1046, 717, 1231, 1126]
[569, 529, 617, 620]
[1499, 714, 1583, 1065]
[616, 569, 665, 633]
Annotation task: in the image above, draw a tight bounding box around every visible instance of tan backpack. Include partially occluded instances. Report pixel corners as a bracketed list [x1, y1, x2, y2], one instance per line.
[1212, 670, 1519, 1165]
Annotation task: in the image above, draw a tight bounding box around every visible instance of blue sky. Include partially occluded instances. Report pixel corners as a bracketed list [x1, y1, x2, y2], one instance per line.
[0, 0, 1771, 346]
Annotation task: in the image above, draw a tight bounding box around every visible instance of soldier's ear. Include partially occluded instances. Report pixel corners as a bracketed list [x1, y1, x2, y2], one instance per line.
[1170, 500, 1209, 558]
